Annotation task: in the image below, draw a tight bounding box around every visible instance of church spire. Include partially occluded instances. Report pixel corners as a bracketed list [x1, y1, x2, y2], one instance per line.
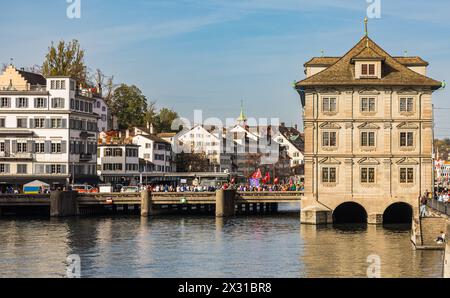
[236, 100, 247, 124]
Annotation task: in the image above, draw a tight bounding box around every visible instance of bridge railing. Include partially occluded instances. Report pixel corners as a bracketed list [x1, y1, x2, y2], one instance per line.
[427, 199, 450, 216]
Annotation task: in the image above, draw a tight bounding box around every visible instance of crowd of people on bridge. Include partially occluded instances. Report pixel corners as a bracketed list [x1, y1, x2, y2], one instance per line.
[145, 182, 304, 193]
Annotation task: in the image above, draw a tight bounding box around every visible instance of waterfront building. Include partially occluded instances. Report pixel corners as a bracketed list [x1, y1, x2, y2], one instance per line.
[175, 124, 235, 173]
[295, 24, 442, 224]
[92, 94, 109, 132]
[0, 65, 99, 189]
[96, 131, 140, 184]
[273, 123, 304, 168]
[132, 125, 176, 173]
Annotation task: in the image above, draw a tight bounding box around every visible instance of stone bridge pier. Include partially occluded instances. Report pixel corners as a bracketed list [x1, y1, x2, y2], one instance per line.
[300, 195, 418, 225]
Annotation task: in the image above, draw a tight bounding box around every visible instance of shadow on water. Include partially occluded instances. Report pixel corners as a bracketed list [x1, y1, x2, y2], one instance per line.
[382, 223, 411, 232]
[332, 223, 368, 232]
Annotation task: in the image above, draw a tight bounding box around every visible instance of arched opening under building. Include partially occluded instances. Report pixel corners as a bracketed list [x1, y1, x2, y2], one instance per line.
[333, 202, 367, 224]
[383, 202, 413, 225]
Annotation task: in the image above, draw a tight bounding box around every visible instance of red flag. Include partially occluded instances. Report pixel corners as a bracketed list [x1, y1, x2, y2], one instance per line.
[274, 177, 279, 185]
[262, 172, 271, 184]
[251, 169, 262, 179]
[230, 177, 235, 184]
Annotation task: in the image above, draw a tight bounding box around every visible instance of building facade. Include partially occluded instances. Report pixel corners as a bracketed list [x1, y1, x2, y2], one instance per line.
[132, 126, 175, 173]
[0, 65, 98, 189]
[96, 143, 140, 184]
[295, 34, 442, 224]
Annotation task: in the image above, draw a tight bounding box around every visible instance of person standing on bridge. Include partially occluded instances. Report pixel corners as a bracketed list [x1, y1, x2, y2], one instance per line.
[420, 194, 428, 218]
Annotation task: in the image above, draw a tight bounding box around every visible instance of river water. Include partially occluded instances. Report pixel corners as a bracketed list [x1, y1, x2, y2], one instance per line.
[0, 204, 444, 278]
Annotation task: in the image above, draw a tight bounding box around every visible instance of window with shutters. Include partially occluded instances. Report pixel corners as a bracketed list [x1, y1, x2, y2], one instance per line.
[51, 98, 65, 108]
[17, 142, 27, 153]
[17, 164, 27, 174]
[0, 118, 5, 128]
[0, 97, 10, 108]
[17, 118, 27, 128]
[0, 142, 4, 152]
[34, 118, 45, 128]
[400, 132, 414, 147]
[51, 143, 62, 154]
[51, 118, 63, 128]
[35, 142, 45, 153]
[35, 98, 47, 108]
[400, 167, 414, 184]
[0, 164, 9, 173]
[17, 97, 28, 108]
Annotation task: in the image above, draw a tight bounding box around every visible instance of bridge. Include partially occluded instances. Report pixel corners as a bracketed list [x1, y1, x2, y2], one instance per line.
[0, 190, 303, 217]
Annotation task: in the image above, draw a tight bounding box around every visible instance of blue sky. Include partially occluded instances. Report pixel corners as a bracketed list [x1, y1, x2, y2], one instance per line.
[1, 0, 450, 137]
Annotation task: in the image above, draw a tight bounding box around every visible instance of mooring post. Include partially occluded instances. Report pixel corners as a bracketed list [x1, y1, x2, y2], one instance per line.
[444, 221, 450, 278]
[140, 189, 153, 217]
[215, 189, 236, 217]
[50, 191, 78, 217]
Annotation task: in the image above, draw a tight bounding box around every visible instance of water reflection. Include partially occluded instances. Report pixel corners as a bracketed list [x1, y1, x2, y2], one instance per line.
[0, 210, 444, 278]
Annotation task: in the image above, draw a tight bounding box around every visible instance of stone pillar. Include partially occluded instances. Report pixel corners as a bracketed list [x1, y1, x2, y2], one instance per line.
[215, 189, 236, 217]
[300, 198, 332, 225]
[367, 213, 383, 225]
[443, 221, 450, 278]
[50, 191, 78, 217]
[140, 190, 153, 217]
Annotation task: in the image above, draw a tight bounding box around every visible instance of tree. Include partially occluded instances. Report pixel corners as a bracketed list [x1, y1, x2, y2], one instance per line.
[176, 152, 213, 172]
[110, 84, 148, 129]
[42, 39, 87, 84]
[155, 108, 179, 133]
[145, 101, 158, 127]
[91, 68, 116, 105]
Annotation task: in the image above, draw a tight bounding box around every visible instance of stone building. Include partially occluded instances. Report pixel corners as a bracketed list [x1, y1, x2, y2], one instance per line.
[295, 30, 442, 224]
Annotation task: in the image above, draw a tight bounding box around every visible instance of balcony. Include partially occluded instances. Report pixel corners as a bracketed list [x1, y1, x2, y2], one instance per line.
[0, 152, 34, 160]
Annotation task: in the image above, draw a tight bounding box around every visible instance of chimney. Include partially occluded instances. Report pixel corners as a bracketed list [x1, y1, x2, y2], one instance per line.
[294, 124, 298, 130]
[280, 122, 286, 128]
[147, 121, 150, 130]
[126, 129, 130, 139]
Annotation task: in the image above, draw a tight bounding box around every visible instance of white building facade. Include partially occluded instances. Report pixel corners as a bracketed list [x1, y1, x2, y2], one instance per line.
[0, 66, 99, 189]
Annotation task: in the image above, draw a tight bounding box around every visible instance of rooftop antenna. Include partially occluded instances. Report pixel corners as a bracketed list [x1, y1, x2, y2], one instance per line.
[320, 49, 324, 57]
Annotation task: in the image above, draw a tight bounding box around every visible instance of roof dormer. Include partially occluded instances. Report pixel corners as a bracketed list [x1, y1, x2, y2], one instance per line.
[351, 46, 385, 79]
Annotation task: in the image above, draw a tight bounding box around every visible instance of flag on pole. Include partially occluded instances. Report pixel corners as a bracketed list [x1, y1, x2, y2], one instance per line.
[251, 168, 262, 179]
[262, 172, 271, 184]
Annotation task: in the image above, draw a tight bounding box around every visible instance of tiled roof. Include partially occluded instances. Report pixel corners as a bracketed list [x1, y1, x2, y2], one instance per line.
[157, 132, 177, 138]
[304, 55, 429, 67]
[297, 36, 441, 89]
[18, 69, 46, 86]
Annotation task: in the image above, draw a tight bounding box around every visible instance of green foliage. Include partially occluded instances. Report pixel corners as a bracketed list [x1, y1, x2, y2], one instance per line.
[154, 108, 179, 133]
[42, 39, 87, 84]
[111, 84, 148, 129]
